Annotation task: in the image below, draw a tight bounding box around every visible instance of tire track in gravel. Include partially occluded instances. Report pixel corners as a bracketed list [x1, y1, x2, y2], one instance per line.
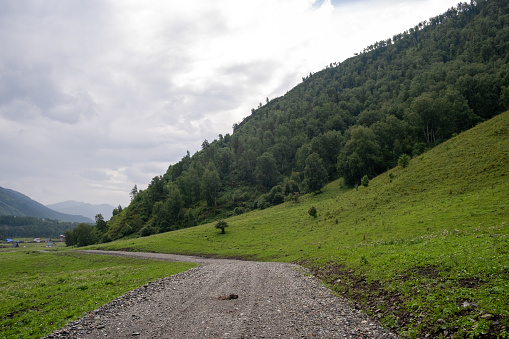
[45, 250, 399, 339]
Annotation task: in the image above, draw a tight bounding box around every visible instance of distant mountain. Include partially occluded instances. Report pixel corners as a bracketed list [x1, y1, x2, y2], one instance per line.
[46, 201, 116, 221]
[0, 187, 93, 223]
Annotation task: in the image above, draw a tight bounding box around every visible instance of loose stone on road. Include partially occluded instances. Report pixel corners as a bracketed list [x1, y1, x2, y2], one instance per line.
[44, 250, 398, 338]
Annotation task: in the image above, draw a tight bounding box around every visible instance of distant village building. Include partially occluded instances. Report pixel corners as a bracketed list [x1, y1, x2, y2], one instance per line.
[46, 242, 56, 248]
[58, 235, 66, 242]
[34, 238, 41, 243]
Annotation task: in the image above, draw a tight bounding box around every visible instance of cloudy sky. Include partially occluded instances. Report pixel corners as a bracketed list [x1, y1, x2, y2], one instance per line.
[0, 0, 460, 208]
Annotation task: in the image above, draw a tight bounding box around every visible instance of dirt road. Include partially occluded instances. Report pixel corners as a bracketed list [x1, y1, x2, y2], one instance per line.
[45, 250, 398, 338]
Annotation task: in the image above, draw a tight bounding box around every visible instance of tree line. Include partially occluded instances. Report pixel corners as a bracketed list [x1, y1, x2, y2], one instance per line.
[0, 215, 78, 238]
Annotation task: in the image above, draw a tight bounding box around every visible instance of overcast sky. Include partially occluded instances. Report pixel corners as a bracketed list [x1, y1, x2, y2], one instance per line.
[0, 0, 460, 208]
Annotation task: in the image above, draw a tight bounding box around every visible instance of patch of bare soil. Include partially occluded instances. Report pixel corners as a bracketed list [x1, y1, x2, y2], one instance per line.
[303, 261, 409, 330]
[303, 261, 508, 338]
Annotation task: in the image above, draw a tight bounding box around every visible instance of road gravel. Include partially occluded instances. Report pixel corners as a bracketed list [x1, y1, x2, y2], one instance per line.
[43, 250, 399, 339]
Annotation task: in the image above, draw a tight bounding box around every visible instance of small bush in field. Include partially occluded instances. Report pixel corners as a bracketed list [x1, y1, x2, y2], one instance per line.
[361, 175, 370, 187]
[398, 154, 411, 168]
[308, 206, 317, 218]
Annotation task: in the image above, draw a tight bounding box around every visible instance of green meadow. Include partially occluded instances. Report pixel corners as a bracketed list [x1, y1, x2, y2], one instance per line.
[89, 111, 509, 337]
[0, 251, 196, 339]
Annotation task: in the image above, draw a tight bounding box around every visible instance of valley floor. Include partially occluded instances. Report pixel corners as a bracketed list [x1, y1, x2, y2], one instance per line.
[44, 250, 398, 338]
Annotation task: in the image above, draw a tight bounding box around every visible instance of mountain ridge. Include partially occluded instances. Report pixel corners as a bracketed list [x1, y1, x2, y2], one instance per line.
[46, 201, 116, 221]
[0, 187, 93, 223]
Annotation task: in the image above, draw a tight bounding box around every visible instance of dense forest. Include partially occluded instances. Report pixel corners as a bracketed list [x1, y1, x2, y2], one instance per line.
[89, 0, 509, 244]
[0, 215, 78, 238]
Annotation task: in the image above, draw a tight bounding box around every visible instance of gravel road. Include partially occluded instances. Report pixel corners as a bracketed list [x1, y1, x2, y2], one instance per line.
[44, 250, 399, 339]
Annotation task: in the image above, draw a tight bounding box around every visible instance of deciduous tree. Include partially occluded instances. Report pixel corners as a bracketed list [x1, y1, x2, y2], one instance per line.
[303, 153, 328, 193]
[254, 152, 279, 190]
[95, 214, 107, 233]
[215, 220, 229, 234]
[130, 185, 138, 201]
[73, 223, 98, 247]
[337, 126, 382, 186]
[201, 168, 221, 207]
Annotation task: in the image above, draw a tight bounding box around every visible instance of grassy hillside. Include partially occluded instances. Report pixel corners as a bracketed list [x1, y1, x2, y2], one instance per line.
[105, 0, 509, 240]
[90, 111, 509, 338]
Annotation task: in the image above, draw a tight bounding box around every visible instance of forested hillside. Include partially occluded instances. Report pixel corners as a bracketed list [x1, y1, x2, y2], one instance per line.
[0, 215, 77, 238]
[0, 187, 93, 223]
[103, 0, 509, 242]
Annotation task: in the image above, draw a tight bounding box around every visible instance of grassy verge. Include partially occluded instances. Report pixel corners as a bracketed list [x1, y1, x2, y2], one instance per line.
[0, 251, 196, 339]
[87, 112, 509, 337]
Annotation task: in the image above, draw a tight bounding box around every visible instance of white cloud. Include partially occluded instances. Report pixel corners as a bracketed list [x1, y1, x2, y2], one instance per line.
[0, 0, 460, 206]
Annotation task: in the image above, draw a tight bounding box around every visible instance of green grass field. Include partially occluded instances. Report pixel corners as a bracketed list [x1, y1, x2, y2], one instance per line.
[0, 251, 196, 339]
[88, 111, 509, 338]
[1, 240, 66, 251]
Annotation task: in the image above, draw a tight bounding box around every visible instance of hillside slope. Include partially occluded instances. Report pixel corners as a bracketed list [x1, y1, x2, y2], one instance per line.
[93, 110, 509, 337]
[0, 187, 93, 223]
[106, 0, 509, 240]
